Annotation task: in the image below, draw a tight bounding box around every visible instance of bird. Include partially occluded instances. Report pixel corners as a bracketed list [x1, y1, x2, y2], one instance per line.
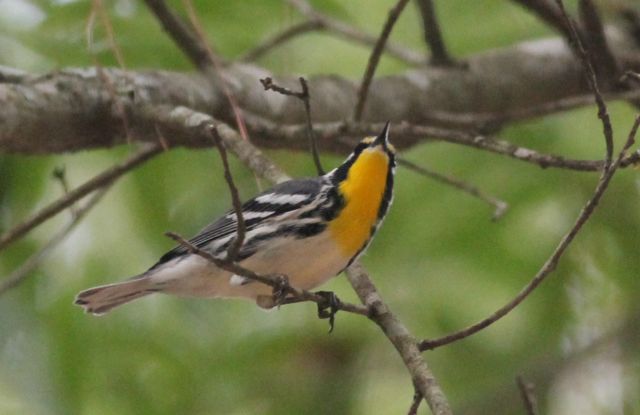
[75, 123, 396, 315]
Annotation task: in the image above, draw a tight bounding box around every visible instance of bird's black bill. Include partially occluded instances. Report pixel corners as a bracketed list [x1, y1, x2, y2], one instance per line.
[373, 121, 391, 147]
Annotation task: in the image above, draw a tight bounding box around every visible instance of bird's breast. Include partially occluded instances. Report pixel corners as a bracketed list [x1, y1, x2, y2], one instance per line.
[329, 149, 389, 258]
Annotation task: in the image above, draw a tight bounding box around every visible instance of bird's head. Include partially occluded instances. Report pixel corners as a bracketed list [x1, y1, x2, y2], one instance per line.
[331, 122, 396, 185]
[357, 122, 396, 157]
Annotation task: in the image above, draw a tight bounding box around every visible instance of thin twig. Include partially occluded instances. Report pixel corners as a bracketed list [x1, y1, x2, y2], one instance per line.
[209, 126, 246, 261]
[244, 99, 640, 172]
[86, 1, 134, 144]
[139, 105, 289, 184]
[398, 157, 508, 220]
[260, 76, 324, 175]
[287, 0, 425, 66]
[420, 114, 640, 351]
[298, 78, 324, 175]
[516, 375, 539, 415]
[418, 6, 633, 349]
[353, 0, 411, 121]
[342, 122, 607, 171]
[251, 118, 614, 171]
[511, 0, 578, 47]
[164, 231, 370, 316]
[51, 165, 79, 218]
[92, 0, 126, 68]
[143, 0, 254, 175]
[0, 143, 163, 252]
[260, 76, 305, 98]
[240, 19, 323, 62]
[142, 0, 211, 70]
[555, 0, 614, 164]
[179, 0, 252, 146]
[407, 388, 423, 415]
[414, 0, 455, 66]
[578, 0, 619, 84]
[0, 188, 109, 295]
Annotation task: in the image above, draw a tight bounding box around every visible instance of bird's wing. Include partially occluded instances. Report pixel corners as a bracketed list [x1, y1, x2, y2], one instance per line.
[150, 178, 324, 268]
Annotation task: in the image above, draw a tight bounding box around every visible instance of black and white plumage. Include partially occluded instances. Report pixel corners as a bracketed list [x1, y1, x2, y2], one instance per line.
[75, 124, 395, 315]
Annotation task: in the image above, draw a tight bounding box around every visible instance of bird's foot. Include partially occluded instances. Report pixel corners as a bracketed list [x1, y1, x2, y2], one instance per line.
[315, 291, 341, 333]
[271, 274, 290, 306]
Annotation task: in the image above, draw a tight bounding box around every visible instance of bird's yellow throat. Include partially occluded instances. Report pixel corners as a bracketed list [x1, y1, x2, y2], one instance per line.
[329, 147, 390, 257]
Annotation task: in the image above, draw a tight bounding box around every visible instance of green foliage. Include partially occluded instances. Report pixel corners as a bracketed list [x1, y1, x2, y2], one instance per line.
[1, 1, 639, 414]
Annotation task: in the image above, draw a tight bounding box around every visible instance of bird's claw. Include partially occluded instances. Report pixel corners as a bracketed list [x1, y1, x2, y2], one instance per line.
[315, 291, 341, 333]
[271, 274, 290, 306]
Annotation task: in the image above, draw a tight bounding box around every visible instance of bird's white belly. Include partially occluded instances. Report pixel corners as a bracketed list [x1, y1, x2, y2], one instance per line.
[150, 232, 351, 304]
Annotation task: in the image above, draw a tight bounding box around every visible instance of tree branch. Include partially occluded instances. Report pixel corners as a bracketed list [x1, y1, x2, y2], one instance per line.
[0, 143, 163, 252]
[240, 19, 323, 62]
[398, 157, 508, 220]
[209, 126, 246, 261]
[165, 231, 369, 316]
[142, 0, 212, 70]
[0, 188, 109, 295]
[346, 263, 452, 415]
[555, 0, 614, 164]
[516, 375, 539, 415]
[287, 0, 425, 66]
[419, 114, 639, 351]
[260, 76, 324, 175]
[578, 0, 619, 84]
[414, 0, 455, 66]
[2, 25, 639, 155]
[353, 0, 411, 121]
[511, 0, 578, 47]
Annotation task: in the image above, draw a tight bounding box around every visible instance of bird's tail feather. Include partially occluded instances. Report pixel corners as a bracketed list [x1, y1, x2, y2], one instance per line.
[75, 276, 158, 315]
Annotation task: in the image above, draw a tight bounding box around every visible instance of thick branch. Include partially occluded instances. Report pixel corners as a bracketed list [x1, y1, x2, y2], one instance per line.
[346, 263, 452, 415]
[1, 28, 639, 154]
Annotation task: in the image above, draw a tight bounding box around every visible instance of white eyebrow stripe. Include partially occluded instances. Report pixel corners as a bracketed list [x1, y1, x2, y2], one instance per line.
[254, 193, 309, 205]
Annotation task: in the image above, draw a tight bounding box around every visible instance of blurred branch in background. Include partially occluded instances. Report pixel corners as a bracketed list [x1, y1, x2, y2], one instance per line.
[516, 375, 539, 415]
[0, 188, 109, 295]
[419, 113, 639, 351]
[286, 0, 426, 65]
[420, 0, 640, 352]
[353, 0, 410, 121]
[398, 157, 508, 220]
[240, 19, 323, 62]
[0, 143, 163, 252]
[414, 0, 456, 66]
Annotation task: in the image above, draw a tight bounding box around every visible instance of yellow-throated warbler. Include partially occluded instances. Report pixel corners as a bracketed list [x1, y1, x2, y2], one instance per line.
[75, 123, 396, 315]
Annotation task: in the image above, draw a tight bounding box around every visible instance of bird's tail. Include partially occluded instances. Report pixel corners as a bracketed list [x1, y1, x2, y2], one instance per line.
[74, 276, 158, 315]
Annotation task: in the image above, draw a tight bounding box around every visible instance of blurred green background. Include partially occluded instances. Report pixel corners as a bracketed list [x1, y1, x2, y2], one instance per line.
[1, 0, 639, 414]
